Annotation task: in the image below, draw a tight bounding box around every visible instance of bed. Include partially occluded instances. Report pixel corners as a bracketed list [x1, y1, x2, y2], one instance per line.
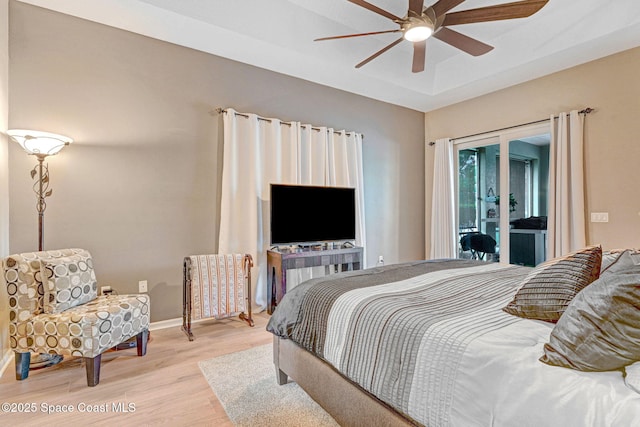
[266, 248, 640, 426]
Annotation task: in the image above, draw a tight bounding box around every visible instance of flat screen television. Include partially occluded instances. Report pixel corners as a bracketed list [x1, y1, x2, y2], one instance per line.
[270, 184, 356, 246]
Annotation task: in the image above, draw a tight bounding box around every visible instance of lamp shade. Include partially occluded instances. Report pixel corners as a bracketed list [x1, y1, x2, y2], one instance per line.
[7, 129, 73, 156]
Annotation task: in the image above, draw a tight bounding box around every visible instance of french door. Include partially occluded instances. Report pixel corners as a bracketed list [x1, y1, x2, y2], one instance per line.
[455, 123, 550, 265]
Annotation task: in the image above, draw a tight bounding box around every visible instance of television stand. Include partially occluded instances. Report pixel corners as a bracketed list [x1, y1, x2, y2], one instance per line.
[267, 246, 363, 314]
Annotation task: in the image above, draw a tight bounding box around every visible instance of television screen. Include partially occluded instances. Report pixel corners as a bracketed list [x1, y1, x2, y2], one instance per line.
[270, 184, 356, 245]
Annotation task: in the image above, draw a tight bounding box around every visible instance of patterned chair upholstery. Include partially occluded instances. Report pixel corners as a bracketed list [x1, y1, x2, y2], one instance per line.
[3, 248, 150, 386]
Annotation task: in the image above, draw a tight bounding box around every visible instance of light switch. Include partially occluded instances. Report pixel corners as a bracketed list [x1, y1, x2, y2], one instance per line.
[590, 212, 609, 223]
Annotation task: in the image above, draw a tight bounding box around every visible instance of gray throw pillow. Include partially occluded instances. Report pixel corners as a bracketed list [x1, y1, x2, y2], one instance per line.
[502, 245, 602, 322]
[540, 269, 640, 371]
[600, 250, 637, 276]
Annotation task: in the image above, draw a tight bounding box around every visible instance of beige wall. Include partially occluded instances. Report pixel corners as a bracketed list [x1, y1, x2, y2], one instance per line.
[1, 0, 10, 369]
[8, 2, 425, 322]
[425, 47, 640, 256]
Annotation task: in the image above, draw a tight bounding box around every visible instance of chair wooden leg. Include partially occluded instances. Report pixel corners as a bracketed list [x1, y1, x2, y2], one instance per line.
[84, 354, 101, 387]
[136, 330, 148, 357]
[15, 352, 30, 381]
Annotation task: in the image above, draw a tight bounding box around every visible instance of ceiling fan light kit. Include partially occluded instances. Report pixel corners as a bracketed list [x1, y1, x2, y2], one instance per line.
[316, 0, 549, 73]
[403, 16, 435, 42]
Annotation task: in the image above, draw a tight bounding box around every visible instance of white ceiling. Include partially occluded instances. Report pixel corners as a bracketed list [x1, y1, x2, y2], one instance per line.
[17, 0, 640, 112]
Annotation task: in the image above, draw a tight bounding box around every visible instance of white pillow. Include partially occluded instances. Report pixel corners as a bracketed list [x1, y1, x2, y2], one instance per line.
[624, 362, 640, 393]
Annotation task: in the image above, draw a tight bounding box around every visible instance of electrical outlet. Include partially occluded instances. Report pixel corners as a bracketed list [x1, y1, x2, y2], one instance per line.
[590, 212, 609, 223]
[377, 255, 384, 266]
[138, 280, 148, 293]
[100, 286, 112, 295]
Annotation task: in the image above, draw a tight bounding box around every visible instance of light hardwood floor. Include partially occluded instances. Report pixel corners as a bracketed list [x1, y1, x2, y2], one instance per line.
[0, 312, 273, 426]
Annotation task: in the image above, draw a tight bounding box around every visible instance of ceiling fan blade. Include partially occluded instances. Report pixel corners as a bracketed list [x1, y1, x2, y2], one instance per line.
[315, 29, 400, 42]
[431, 0, 465, 17]
[348, 0, 402, 21]
[412, 40, 426, 73]
[356, 37, 404, 68]
[433, 27, 493, 56]
[409, 0, 425, 15]
[443, 0, 548, 26]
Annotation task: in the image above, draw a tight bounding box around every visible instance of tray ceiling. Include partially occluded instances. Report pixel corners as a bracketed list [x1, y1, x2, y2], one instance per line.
[17, 0, 640, 112]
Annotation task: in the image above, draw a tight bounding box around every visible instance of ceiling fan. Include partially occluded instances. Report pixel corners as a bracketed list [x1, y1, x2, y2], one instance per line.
[315, 0, 549, 73]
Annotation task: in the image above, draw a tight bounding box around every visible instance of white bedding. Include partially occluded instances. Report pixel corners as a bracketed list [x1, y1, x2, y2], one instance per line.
[452, 317, 640, 426]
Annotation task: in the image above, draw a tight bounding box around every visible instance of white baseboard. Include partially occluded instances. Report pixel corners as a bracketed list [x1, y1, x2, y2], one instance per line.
[0, 348, 13, 378]
[149, 316, 211, 331]
[149, 317, 184, 331]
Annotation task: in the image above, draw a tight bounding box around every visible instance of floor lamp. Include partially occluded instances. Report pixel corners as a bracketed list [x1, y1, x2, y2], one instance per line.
[7, 129, 73, 369]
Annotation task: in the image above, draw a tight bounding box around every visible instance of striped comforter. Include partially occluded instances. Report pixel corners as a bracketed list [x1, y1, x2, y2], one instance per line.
[267, 259, 532, 426]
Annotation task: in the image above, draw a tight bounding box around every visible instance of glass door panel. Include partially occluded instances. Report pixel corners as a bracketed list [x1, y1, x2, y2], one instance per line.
[508, 137, 550, 266]
[458, 143, 500, 262]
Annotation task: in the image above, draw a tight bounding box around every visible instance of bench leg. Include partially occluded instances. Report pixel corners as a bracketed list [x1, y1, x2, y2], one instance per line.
[15, 352, 30, 381]
[136, 330, 148, 356]
[84, 354, 101, 387]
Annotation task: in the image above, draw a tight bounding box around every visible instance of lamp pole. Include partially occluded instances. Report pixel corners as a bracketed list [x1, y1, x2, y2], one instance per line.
[33, 153, 52, 251]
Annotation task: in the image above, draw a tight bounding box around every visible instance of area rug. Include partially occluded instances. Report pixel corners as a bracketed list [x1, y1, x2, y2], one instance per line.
[198, 344, 338, 426]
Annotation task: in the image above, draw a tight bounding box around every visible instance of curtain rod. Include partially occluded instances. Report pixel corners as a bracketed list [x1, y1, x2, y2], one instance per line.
[427, 107, 594, 146]
[214, 107, 363, 138]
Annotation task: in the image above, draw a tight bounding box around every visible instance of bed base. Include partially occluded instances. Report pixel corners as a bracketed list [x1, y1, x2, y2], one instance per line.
[182, 254, 254, 341]
[273, 336, 418, 426]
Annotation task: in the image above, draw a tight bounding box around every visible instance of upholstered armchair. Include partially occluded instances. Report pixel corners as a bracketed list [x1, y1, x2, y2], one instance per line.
[3, 248, 150, 386]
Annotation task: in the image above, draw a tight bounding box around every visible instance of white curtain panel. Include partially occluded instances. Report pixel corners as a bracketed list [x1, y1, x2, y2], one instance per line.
[218, 110, 299, 309]
[301, 125, 366, 251]
[219, 109, 366, 310]
[430, 138, 457, 259]
[547, 110, 586, 257]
